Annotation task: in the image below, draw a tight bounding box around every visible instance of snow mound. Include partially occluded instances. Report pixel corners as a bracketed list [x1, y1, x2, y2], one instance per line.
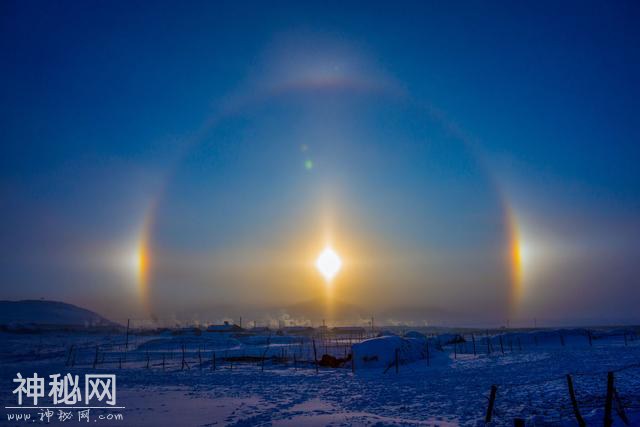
[352, 335, 444, 369]
[404, 330, 426, 339]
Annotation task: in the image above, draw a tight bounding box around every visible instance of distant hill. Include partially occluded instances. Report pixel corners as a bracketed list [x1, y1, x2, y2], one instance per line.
[0, 300, 118, 329]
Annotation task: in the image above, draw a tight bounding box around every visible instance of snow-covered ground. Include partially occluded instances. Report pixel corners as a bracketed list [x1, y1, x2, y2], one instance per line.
[1, 328, 638, 426]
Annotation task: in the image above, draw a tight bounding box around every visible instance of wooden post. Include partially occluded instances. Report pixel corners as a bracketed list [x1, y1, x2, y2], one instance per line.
[395, 348, 399, 374]
[454, 342, 457, 359]
[486, 330, 491, 354]
[124, 319, 130, 349]
[587, 330, 593, 346]
[499, 335, 504, 354]
[162, 353, 165, 371]
[181, 344, 185, 370]
[213, 352, 216, 371]
[294, 354, 297, 371]
[313, 339, 319, 374]
[93, 346, 99, 369]
[604, 371, 614, 427]
[517, 337, 522, 351]
[351, 347, 355, 374]
[509, 339, 513, 353]
[560, 332, 565, 346]
[614, 387, 630, 425]
[146, 351, 150, 369]
[181, 344, 189, 370]
[65, 345, 75, 366]
[198, 346, 202, 370]
[566, 374, 586, 427]
[471, 333, 476, 356]
[426, 342, 430, 366]
[485, 385, 497, 423]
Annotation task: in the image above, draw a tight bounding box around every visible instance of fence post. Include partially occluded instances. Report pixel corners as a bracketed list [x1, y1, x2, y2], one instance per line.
[65, 345, 75, 366]
[395, 348, 399, 374]
[614, 387, 630, 425]
[604, 371, 614, 427]
[566, 374, 586, 427]
[471, 333, 476, 356]
[146, 351, 150, 369]
[499, 335, 504, 355]
[181, 344, 189, 370]
[485, 385, 497, 423]
[351, 347, 355, 374]
[313, 339, 319, 374]
[124, 319, 130, 351]
[93, 346, 99, 369]
[426, 342, 430, 366]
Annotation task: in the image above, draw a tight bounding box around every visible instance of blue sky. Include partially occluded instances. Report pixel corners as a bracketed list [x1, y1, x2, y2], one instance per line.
[1, 0, 638, 325]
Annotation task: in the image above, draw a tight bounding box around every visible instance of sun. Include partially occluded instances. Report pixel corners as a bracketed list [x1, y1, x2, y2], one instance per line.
[316, 247, 342, 282]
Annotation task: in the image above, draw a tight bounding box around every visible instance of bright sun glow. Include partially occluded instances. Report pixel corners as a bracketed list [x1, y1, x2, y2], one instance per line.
[316, 247, 342, 282]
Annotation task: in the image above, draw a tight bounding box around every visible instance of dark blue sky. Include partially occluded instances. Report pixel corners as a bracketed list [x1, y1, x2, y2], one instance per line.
[1, 1, 639, 325]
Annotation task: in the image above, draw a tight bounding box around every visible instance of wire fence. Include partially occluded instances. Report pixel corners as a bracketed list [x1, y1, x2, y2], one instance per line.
[2, 327, 639, 425]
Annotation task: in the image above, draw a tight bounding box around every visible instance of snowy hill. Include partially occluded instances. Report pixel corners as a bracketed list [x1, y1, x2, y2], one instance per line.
[0, 300, 118, 329]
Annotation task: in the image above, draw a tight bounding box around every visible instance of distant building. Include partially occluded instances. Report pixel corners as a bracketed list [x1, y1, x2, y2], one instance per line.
[332, 326, 366, 338]
[206, 321, 243, 333]
[281, 326, 314, 335]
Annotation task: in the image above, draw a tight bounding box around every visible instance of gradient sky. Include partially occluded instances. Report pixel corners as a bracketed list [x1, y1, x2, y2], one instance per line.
[1, 0, 639, 326]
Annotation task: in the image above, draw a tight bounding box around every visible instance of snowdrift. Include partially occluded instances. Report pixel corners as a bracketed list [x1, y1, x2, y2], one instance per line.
[352, 335, 445, 369]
